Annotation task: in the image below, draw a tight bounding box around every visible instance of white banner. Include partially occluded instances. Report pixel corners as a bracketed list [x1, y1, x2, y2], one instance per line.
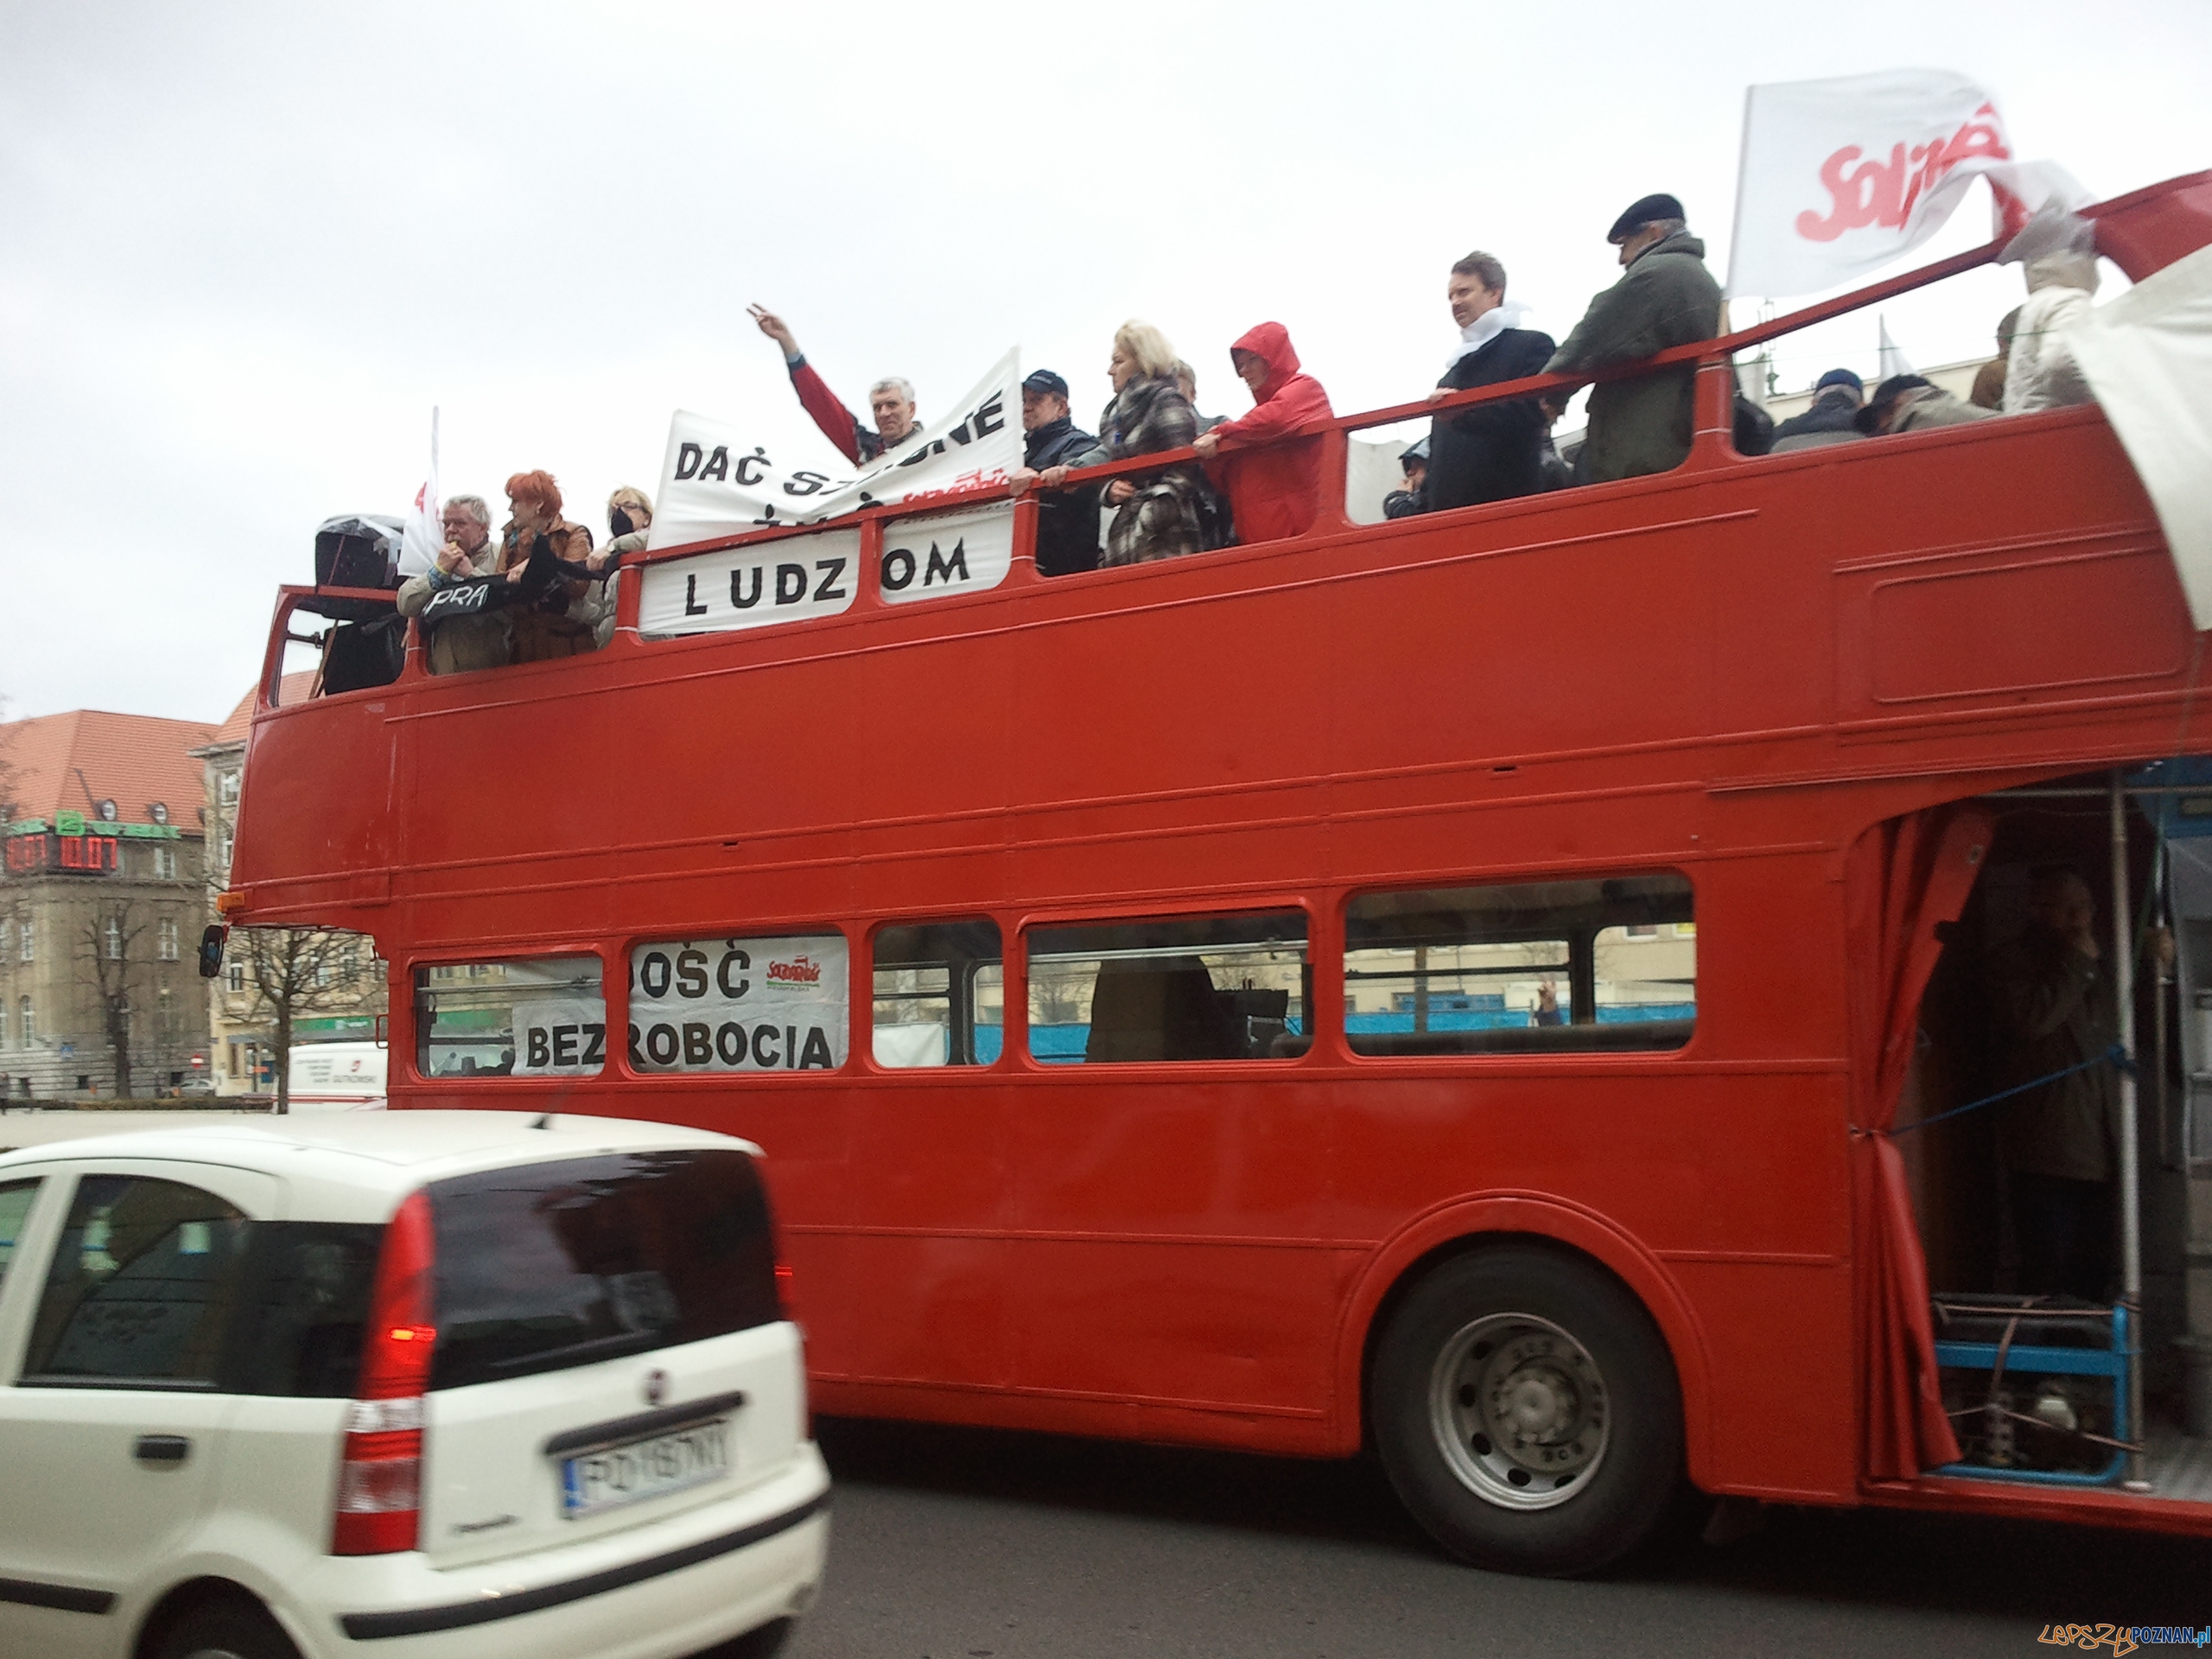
[2072, 245, 2212, 629]
[1727, 71, 2088, 299]
[648, 349, 1023, 549]
[880, 503, 1015, 606]
[628, 935, 849, 1073]
[512, 998, 610, 1077]
[639, 526, 861, 637]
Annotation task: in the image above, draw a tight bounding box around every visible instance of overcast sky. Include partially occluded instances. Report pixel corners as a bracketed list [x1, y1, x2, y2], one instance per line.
[3, 0, 2209, 724]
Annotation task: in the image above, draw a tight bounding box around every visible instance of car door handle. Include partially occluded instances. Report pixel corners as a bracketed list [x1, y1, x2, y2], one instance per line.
[134, 1434, 191, 1465]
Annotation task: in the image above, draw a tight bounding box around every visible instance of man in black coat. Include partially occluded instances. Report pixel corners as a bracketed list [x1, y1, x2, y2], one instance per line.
[1770, 368, 1866, 453]
[1422, 251, 1557, 512]
[1020, 370, 1102, 576]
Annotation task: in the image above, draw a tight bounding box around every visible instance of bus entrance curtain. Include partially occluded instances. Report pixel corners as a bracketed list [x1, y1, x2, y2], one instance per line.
[1846, 804, 1993, 1478]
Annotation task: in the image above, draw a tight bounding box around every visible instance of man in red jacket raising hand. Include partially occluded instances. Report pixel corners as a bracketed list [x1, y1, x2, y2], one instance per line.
[748, 303, 920, 467]
[1192, 321, 1335, 547]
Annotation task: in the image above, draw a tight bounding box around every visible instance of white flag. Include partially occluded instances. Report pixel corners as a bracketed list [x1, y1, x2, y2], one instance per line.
[398, 407, 441, 577]
[1726, 70, 2089, 300]
[1877, 317, 1914, 379]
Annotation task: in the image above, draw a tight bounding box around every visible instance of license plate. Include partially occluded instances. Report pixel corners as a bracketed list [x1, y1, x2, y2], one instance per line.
[559, 1418, 732, 1518]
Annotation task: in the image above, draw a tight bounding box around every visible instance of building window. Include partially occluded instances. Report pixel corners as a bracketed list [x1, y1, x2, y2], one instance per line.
[17, 919, 30, 963]
[226, 962, 245, 995]
[0, 1002, 7, 1048]
[0, 918, 10, 957]
[158, 919, 180, 962]
[219, 770, 240, 805]
[153, 846, 177, 880]
[105, 918, 123, 961]
[17, 996, 30, 1046]
[157, 987, 180, 1044]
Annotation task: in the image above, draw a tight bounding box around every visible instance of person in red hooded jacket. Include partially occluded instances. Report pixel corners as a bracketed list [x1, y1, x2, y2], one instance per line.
[1193, 321, 1334, 546]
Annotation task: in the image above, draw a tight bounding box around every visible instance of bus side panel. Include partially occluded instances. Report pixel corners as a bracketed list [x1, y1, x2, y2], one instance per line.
[1006, 1077, 1341, 1419]
[1658, 1260, 1859, 1500]
[819, 1077, 1013, 1392]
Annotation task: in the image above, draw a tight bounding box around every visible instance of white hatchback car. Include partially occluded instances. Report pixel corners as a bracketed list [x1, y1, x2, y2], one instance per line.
[0, 1112, 829, 1659]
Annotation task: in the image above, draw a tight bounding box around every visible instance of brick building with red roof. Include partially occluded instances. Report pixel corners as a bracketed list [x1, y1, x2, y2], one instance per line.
[0, 709, 217, 1099]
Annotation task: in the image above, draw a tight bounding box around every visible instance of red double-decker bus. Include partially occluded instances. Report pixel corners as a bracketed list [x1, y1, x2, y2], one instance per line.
[222, 170, 2212, 1573]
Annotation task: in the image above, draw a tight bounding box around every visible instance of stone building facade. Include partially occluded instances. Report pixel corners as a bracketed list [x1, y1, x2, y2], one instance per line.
[0, 710, 217, 1100]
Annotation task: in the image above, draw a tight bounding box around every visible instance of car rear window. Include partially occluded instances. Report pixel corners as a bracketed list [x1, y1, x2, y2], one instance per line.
[426, 1149, 780, 1391]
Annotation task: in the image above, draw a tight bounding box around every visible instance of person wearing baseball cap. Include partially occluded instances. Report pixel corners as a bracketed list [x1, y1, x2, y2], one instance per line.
[1541, 193, 1722, 484]
[1770, 368, 1868, 454]
[1017, 368, 1103, 576]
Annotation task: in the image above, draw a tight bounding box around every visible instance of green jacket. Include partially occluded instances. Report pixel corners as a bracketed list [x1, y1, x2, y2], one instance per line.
[1545, 231, 1722, 484]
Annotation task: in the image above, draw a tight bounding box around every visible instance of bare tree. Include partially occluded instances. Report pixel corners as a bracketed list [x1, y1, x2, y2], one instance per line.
[80, 904, 149, 1099]
[232, 926, 362, 1112]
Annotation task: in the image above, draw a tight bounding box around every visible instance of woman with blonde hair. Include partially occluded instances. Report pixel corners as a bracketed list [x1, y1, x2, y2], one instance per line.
[575, 486, 652, 649]
[1038, 320, 1208, 566]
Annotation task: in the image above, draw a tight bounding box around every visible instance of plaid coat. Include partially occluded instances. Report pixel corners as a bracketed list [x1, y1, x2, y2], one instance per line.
[1073, 376, 1207, 566]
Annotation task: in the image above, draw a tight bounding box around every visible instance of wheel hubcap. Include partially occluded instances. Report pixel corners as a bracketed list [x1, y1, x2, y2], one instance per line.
[1429, 1312, 1610, 1510]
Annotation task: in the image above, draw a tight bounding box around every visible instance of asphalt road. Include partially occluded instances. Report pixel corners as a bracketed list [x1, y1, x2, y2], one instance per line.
[771, 1418, 2210, 1659]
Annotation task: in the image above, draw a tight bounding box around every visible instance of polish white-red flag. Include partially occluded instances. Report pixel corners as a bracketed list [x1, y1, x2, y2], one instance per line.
[1726, 70, 2089, 300]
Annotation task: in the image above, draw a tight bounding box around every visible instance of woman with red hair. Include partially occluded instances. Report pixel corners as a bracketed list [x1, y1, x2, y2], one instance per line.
[499, 470, 597, 662]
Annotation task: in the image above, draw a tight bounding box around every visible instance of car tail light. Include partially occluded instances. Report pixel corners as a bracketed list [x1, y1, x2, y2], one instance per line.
[334, 1189, 435, 1554]
[774, 1259, 796, 1320]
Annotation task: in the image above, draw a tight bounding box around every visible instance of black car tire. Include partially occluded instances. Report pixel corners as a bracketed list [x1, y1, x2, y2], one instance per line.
[152, 1593, 302, 1659]
[1371, 1243, 1683, 1576]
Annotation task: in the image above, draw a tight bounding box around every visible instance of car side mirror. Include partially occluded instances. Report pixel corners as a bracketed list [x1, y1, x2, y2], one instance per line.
[198, 924, 228, 979]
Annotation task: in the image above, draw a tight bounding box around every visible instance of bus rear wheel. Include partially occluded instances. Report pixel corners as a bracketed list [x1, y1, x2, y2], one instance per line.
[1372, 1244, 1682, 1576]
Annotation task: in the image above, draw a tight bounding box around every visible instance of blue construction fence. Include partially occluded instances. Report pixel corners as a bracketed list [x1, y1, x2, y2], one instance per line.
[969, 1003, 1693, 1065]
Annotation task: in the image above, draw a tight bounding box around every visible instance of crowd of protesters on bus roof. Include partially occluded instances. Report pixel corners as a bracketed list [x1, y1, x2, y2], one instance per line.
[394, 191, 2117, 675]
[396, 473, 665, 671]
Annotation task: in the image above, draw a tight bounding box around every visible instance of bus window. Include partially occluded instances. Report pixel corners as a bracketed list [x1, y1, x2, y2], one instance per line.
[1343, 875, 1694, 1056]
[413, 956, 606, 1078]
[1025, 912, 1306, 1065]
[873, 920, 1004, 1067]
[628, 934, 848, 1073]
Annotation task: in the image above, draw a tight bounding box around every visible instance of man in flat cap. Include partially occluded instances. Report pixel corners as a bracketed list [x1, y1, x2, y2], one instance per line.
[1019, 369, 1103, 577]
[1542, 193, 1722, 484]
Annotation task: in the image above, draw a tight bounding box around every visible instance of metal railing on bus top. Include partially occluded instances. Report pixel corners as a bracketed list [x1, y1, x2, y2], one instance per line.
[277, 167, 2211, 702]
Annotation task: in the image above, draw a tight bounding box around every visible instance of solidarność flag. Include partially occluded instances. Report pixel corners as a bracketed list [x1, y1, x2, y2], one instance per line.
[1726, 70, 2089, 301]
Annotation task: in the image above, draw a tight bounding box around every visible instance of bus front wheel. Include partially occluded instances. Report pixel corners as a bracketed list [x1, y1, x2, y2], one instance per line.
[1371, 1244, 1682, 1576]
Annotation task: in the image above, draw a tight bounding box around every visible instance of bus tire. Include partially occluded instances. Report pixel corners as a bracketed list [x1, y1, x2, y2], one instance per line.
[1370, 1243, 1682, 1577]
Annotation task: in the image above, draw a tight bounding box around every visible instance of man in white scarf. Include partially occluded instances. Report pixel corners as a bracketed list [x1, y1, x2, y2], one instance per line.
[1420, 251, 1559, 512]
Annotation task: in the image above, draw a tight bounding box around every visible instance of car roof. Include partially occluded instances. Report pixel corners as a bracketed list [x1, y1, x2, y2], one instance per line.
[0, 1111, 761, 1217]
